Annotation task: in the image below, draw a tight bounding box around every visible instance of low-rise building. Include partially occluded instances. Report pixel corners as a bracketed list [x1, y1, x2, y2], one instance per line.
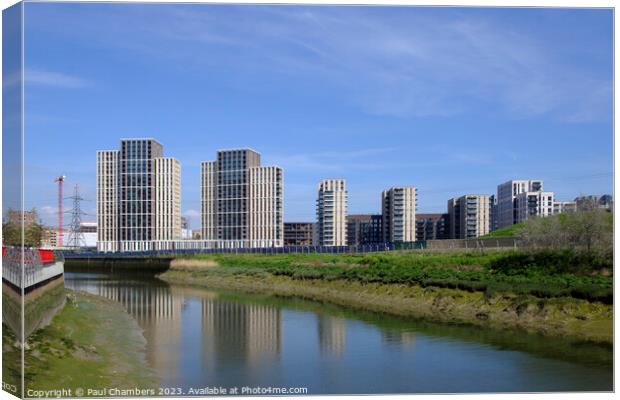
[41, 228, 59, 248]
[415, 213, 449, 240]
[575, 195, 613, 211]
[7, 210, 36, 227]
[181, 217, 192, 239]
[599, 194, 613, 209]
[79, 222, 97, 248]
[284, 222, 314, 246]
[553, 201, 577, 214]
[346, 214, 383, 245]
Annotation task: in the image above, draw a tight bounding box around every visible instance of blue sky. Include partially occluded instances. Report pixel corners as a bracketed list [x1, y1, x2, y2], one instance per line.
[20, 3, 613, 228]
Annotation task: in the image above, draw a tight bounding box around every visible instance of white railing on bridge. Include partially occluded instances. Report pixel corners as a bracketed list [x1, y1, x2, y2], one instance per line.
[2, 247, 64, 289]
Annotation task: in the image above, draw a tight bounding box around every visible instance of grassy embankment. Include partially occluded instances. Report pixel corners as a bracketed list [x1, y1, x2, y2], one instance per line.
[2, 290, 157, 395]
[160, 250, 613, 343]
[483, 223, 525, 237]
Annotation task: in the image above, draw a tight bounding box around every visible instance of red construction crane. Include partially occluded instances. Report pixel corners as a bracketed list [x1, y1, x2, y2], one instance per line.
[54, 175, 65, 247]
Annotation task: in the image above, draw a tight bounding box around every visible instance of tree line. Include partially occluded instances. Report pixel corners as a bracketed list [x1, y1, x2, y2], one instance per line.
[2, 208, 44, 247]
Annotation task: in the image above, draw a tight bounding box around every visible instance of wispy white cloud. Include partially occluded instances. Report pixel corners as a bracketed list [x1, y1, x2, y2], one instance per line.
[269, 147, 397, 173]
[38, 205, 57, 226]
[26, 5, 611, 122]
[145, 7, 610, 122]
[40, 205, 55, 215]
[183, 209, 200, 219]
[25, 68, 91, 88]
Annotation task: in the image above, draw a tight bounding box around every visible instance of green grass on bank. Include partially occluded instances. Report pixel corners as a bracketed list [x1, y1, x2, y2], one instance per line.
[483, 223, 525, 237]
[3, 291, 156, 393]
[176, 250, 613, 304]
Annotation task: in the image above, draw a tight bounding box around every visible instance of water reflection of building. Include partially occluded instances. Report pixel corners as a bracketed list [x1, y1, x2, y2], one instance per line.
[201, 298, 282, 365]
[69, 278, 184, 376]
[381, 330, 417, 350]
[317, 315, 346, 356]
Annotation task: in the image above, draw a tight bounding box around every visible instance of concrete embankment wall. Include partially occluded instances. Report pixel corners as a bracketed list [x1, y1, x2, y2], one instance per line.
[2, 248, 67, 340]
[2, 276, 66, 340]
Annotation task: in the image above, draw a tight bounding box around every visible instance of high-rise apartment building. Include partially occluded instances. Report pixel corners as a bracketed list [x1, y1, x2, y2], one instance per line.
[489, 195, 498, 232]
[415, 213, 449, 240]
[119, 139, 164, 244]
[496, 180, 544, 228]
[201, 149, 283, 248]
[97, 149, 119, 252]
[316, 179, 348, 246]
[346, 214, 383, 246]
[515, 191, 554, 223]
[154, 157, 182, 241]
[96, 139, 181, 252]
[382, 186, 416, 243]
[447, 195, 491, 239]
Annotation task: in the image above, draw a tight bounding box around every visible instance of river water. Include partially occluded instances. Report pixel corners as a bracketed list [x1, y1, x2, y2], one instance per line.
[64, 271, 613, 394]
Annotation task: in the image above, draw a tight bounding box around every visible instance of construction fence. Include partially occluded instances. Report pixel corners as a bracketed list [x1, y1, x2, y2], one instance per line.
[424, 237, 520, 250]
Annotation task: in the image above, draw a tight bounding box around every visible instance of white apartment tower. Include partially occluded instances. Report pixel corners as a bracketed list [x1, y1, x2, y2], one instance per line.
[200, 149, 283, 248]
[96, 139, 182, 252]
[496, 180, 544, 228]
[154, 157, 182, 241]
[248, 166, 284, 247]
[316, 179, 348, 246]
[447, 194, 491, 239]
[96, 150, 119, 252]
[382, 186, 417, 243]
[201, 161, 217, 240]
[515, 191, 555, 223]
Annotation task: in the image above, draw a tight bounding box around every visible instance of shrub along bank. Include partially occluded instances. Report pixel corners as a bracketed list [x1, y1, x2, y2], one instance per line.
[162, 250, 613, 343]
[174, 250, 612, 304]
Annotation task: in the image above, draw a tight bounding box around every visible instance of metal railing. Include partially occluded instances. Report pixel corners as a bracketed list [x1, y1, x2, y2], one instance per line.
[63, 243, 396, 258]
[62, 237, 521, 258]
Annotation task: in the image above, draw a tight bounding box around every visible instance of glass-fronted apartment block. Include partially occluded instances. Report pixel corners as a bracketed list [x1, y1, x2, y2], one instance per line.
[316, 179, 348, 246]
[382, 186, 416, 243]
[96, 138, 181, 252]
[201, 149, 283, 248]
[120, 139, 163, 243]
[447, 194, 491, 239]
